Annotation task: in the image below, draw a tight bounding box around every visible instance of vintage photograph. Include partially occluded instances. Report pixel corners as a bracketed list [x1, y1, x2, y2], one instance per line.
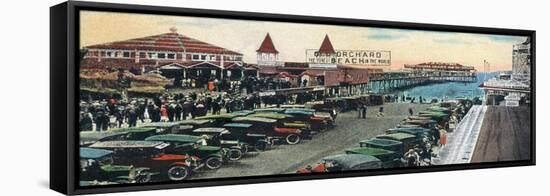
[77, 10, 532, 186]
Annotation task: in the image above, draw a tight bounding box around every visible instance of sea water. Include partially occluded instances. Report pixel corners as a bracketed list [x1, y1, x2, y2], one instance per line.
[392, 72, 498, 101]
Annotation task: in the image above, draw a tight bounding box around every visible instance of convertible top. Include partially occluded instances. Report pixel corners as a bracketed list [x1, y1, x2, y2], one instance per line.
[322, 154, 382, 170]
[345, 147, 396, 156]
[145, 134, 203, 143]
[232, 116, 277, 123]
[376, 133, 416, 141]
[248, 113, 293, 119]
[360, 138, 403, 147]
[175, 119, 212, 125]
[223, 123, 253, 128]
[89, 141, 169, 149]
[140, 122, 180, 128]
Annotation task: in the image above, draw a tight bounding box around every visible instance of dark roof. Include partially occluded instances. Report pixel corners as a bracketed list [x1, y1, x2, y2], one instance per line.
[85, 32, 242, 56]
[318, 34, 336, 54]
[256, 33, 279, 54]
[322, 154, 381, 169]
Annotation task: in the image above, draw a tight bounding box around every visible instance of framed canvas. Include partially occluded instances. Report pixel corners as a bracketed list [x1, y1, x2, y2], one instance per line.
[50, 1, 535, 195]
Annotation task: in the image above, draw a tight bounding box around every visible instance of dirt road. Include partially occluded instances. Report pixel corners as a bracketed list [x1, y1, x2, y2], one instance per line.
[193, 103, 429, 179]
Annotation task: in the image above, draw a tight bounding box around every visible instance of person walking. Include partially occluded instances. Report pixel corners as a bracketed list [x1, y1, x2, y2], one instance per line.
[377, 106, 384, 117]
[408, 107, 414, 116]
[439, 128, 448, 147]
[362, 105, 367, 119]
[175, 103, 183, 121]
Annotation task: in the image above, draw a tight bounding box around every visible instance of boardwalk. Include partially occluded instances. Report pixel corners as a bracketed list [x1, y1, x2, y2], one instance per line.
[471, 106, 531, 162]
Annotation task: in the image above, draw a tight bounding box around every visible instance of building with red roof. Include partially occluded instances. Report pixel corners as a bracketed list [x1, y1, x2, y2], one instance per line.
[256, 33, 281, 66]
[82, 28, 257, 85]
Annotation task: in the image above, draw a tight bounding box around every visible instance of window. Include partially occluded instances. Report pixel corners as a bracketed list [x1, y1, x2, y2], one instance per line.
[148, 52, 156, 59]
[167, 53, 175, 59]
[100, 51, 106, 57]
[157, 53, 166, 59]
[123, 52, 130, 58]
[114, 51, 120, 57]
[139, 52, 146, 58]
[235, 56, 243, 61]
[209, 55, 216, 61]
[201, 55, 207, 60]
[192, 54, 200, 60]
[106, 51, 112, 57]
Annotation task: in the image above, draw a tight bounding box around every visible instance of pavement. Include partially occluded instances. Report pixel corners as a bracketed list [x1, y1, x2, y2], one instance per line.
[192, 103, 430, 179]
[433, 105, 487, 165]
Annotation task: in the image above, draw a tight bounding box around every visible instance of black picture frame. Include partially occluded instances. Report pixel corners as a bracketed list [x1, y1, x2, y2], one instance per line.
[50, 1, 536, 195]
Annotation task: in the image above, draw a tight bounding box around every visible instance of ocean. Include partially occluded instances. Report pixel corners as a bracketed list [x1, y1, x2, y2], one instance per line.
[391, 72, 498, 101]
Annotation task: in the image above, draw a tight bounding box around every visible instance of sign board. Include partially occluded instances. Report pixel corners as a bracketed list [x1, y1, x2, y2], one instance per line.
[306, 49, 391, 66]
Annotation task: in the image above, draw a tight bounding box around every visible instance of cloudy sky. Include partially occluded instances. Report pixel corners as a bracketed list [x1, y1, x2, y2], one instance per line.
[80, 11, 527, 71]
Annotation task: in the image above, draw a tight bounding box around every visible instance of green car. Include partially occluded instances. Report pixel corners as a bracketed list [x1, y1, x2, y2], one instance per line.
[80, 127, 159, 146]
[145, 134, 228, 170]
[359, 138, 404, 154]
[253, 108, 286, 113]
[195, 114, 239, 127]
[345, 147, 403, 168]
[376, 133, 418, 154]
[80, 147, 153, 185]
[173, 119, 213, 134]
[403, 119, 438, 129]
[386, 127, 432, 143]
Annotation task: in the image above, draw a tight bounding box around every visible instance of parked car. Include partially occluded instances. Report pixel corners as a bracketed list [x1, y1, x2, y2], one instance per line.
[376, 133, 418, 154]
[223, 123, 274, 152]
[79, 127, 159, 146]
[283, 109, 329, 132]
[195, 114, 238, 127]
[232, 116, 303, 145]
[140, 122, 181, 133]
[345, 147, 403, 168]
[359, 138, 404, 154]
[89, 141, 197, 181]
[386, 127, 432, 143]
[172, 119, 213, 134]
[144, 134, 228, 169]
[186, 127, 248, 160]
[79, 147, 153, 184]
[297, 154, 382, 173]
[247, 113, 311, 137]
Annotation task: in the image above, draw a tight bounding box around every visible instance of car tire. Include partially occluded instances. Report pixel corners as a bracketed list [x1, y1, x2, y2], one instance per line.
[228, 149, 243, 161]
[205, 156, 223, 170]
[167, 165, 190, 181]
[134, 173, 152, 183]
[253, 142, 267, 152]
[286, 134, 301, 145]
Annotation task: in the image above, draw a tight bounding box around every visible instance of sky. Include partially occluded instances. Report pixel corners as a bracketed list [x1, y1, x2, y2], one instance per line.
[80, 11, 527, 71]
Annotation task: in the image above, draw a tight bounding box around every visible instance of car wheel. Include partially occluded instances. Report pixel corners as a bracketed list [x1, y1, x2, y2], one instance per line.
[167, 165, 190, 181]
[205, 156, 223, 170]
[253, 142, 267, 152]
[286, 134, 301, 145]
[135, 173, 152, 183]
[228, 149, 243, 161]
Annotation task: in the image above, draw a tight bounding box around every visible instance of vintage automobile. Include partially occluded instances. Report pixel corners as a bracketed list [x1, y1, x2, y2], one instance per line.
[144, 134, 228, 169]
[230, 110, 255, 116]
[195, 114, 238, 127]
[172, 119, 213, 134]
[427, 106, 452, 114]
[376, 133, 419, 154]
[232, 116, 303, 145]
[345, 147, 403, 168]
[386, 127, 432, 143]
[407, 115, 433, 121]
[403, 119, 438, 129]
[80, 127, 159, 146]
[79, 147, 153, 184]
[186, 127, 248, 160]
[296, 154, 382, 174]
[140, 122, 181, 133]
[418, 111, 449, 121]
[283, 109, 330, 131]
[223, 123, 274, 152]
[89, 141, 197, 181]
[253, 108, 286, 113]
[247, 113, 311, 136]
[359, 138, 404, 154]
